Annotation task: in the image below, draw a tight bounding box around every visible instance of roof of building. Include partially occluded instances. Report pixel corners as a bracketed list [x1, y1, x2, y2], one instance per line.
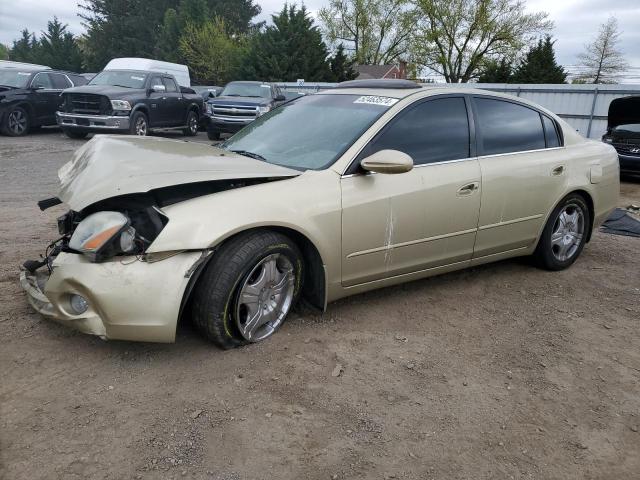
[356, 64, 396, 79]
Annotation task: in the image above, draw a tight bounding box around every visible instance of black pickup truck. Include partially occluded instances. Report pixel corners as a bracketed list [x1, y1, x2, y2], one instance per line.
[57, 69, 203, 138]
[205, 81, 286, 140]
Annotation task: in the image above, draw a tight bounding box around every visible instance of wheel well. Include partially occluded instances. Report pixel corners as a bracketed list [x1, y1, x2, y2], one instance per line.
[571, 190, 595, 242]
[133, 105, 149, 117]
[179, 226, 326, 322]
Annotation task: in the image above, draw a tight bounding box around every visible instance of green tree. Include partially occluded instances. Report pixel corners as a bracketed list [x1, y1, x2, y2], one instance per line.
[413, 0, 552, 83]
[207, 0, 262, 34]
[9, 30, 41, 64]
[0, 44, 9, 60]
[512, 36, 566, 83]
[319, 0, 418, 65]
[80, 0, 178, 70]
[38, 18, 84, 71]
[179, 18, 245, 84]
[329, 43, 358, 81]
[478, 58, 513, 83]
[241, 5, 333, 82]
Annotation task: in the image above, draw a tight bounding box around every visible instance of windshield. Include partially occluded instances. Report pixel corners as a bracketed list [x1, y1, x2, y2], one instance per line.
[0, 69, 32, 88]
[89, 70, 148, 88]
[222, 94, 396, 170]
[613, 123, 640, 134]
[221, 82, 272, 98]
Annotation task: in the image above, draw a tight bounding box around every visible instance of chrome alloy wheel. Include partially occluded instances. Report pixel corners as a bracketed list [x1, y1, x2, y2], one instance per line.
[8, 109, 27, 135]
[235, 253, 295, 342]
[189, 114, 198, 134]
[135, 116, 147, 135]
[550, 203, 585, 262]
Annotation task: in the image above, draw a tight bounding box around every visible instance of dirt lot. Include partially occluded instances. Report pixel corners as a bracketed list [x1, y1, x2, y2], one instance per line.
[1, 129, 639, 480]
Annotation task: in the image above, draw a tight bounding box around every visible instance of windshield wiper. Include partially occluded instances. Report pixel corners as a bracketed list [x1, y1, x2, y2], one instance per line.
[110, 84, 132, 88]
[230, 150, 267, 162]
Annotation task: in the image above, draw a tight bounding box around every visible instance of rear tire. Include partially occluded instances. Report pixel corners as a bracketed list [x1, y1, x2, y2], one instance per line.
[191, 230, 303, 349]
[533, 193, 591, 271]
[62, 129, 88, 139]
[183, 110, 199, 136]
[129, 111, 148, 136]
[2, 106, 30, 136]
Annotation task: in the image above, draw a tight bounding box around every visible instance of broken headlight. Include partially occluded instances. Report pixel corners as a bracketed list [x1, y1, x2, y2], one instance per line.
[69, 211, 137, 261]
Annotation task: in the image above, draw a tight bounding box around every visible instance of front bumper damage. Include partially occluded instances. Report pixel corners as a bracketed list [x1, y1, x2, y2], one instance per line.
[20, 250, 204, 343]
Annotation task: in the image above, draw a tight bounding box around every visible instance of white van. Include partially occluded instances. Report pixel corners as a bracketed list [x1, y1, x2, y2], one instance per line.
[103, 58, 191, 87]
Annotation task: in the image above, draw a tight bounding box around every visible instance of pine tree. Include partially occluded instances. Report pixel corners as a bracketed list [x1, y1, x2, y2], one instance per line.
[241, 4, 333, 82]
[478, 58, 513, 83]
[38, 18, 83, 72]
[329, 44, 358, 82]
[10, 30, 40, 64]
[512, 36, 567, 84]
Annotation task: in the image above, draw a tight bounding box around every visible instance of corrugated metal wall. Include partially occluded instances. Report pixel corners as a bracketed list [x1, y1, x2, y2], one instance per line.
[277, 82, 640, 140]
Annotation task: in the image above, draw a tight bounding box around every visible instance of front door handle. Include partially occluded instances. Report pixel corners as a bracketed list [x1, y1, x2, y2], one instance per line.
[457, 182, 479, 196]
[551, 165, 565, 176]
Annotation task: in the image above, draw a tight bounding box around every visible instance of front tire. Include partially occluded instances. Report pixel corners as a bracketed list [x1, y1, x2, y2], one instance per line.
[207, 128, 220, 141]
[2, 106, 30, 136]
[129, 111, 148, 136]
[534, 193, 591, 270]
[191, 231, 303, 349]
[62, 129, 88, 139]
[183, 110, 199, 136]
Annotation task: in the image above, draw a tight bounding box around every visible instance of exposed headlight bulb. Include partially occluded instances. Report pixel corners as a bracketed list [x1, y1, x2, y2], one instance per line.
[119, 226, 136, 253]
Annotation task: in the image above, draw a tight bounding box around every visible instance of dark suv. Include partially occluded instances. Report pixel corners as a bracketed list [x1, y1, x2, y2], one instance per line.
[0, 66, 87, 136]
[205, 81, 286, 140]
[603, 96, 640, 174]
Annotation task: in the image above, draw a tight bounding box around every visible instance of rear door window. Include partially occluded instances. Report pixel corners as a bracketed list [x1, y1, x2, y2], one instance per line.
[162, 77, 178, 93]
[474, 97, 546, 155]
[50, 73, 72, 89]
[542, 115, 561, 147]
[359, 97, 470, 166]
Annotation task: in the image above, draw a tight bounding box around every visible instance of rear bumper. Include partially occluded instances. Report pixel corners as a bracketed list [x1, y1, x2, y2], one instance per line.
[56, 111, 130, 131]
[617, 153, 640, 173]
[20, 251, 203, 343]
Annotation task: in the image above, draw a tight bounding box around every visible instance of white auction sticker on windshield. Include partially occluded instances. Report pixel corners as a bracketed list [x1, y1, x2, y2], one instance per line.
[354, 95, 398, 107]
[131, 76, 145, 81]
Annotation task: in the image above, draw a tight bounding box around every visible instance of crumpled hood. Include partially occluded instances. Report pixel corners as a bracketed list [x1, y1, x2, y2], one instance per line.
[58, 135, 300, 211]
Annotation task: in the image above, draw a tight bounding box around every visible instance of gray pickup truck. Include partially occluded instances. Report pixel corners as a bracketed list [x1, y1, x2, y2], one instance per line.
[204, 81, 286, 140]
[57, 69, 203, 138]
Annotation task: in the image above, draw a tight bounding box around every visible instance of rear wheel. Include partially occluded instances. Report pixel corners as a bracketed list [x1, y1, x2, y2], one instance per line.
[191, 231, 303, 349]
[2, 106, 30, 136]
[534, 193, 591, 270]
[129, 111, 148, 136]
[62, 129, 88, 139]
[183, 110, 199, 136]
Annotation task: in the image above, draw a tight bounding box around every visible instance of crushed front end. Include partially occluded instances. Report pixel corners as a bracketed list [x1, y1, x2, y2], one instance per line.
[20, 198, 203, 343]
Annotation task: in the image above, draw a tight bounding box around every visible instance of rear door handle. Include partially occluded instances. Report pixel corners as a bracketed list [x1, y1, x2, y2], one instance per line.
[551, 165, 565, 176]
[457, 182, 479, 196]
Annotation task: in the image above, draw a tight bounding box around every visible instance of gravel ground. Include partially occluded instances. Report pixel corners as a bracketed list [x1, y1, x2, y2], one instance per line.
[1, 129, 639, 480]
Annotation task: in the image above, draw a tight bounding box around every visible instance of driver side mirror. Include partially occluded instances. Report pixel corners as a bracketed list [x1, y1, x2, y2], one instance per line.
[148, 84, 166, 94]
[360, 150, 414, 174]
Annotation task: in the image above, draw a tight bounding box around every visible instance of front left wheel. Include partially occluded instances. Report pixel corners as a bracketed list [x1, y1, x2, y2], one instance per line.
[2, 106, 30, 136]
[191, 231, 303, 349]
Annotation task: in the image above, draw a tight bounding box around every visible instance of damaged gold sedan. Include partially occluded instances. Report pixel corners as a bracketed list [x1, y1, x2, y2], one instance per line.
[21, 80, 620, 348]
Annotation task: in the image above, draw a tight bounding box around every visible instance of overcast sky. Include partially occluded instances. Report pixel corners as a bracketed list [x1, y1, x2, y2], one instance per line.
[1, 0, 639, 81]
